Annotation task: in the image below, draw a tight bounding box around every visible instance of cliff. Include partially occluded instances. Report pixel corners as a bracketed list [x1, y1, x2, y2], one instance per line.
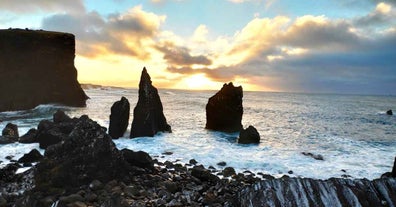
[0, 29, 87, 112]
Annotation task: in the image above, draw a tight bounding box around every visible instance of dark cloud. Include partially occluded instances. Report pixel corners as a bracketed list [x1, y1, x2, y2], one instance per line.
[157, 43, 212, 66]
[0, 0, 85, 14]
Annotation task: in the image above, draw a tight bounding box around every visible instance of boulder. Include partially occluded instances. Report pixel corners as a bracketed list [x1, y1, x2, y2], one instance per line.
[387, 109, 393, 115]
[0, 123, 19, 144]
[18, 128, 38, 143]
[35, 115, 133, 190]
[0, 29, 88, 112]
[121, 149, 154, 170]
[2, 123, 19, 138]
[238, 126, 260, 144]
[109, 97, 130, 139]
[53, 109, 72, 123]
[18, 149, 43, 163]
[205, 82, 243, 132]
[130, 68, 171, 138]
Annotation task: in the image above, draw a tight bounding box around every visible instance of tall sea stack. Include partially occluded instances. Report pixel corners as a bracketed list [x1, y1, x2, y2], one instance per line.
[0, 29, 87, 112]
[206, 82, 243, 132]
[130, 67, 171, 138]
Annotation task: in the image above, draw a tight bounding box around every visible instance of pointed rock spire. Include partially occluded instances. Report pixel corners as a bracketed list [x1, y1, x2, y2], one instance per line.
[130, 67, 171, 138]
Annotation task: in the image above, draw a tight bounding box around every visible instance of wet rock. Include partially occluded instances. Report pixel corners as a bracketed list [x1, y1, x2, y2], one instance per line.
[121, 149, 154, 170]
[18, 149, 43, 163]
[53, 110, 72, 123]
[2, 123, 19, 138]
[217, 161, 227, 166]
[206, 82, 243, 132]
[109, 97, 130, 139]
[18, 128, 38, 143]
[189, 159, 198, 165]
[382, 156, 396, 178]
[89, 180, 103, 191]
[238, 125, 260, 144]
[302, 152, 324, 160]
[36, 120, 67, 149]
[237, 177, 396, 207]
[0, 29, 88, 112]
[59, 194, 84, 205]
[130, 67, 171, 138]
[223, 167, 236, 177]
[386, 109, 393, 115]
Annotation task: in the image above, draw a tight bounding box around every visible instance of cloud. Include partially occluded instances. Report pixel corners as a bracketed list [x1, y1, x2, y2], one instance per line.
[0, 0, 85, 14]
[42, 6, 165, 59]
[355, 2, 396, 27]
[157, 43, 212, 66]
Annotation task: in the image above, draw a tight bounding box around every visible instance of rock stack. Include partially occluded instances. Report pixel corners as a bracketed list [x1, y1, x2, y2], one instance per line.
[109, 97, 130, 139]
[206, 82, 243, 132]
[0, 29, 88, 112]
[238, 125, 260, 144]
[130, 68, 171, 138]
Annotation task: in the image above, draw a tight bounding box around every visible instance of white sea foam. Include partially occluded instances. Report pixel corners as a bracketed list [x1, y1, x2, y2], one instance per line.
[0, 89, 395, 179]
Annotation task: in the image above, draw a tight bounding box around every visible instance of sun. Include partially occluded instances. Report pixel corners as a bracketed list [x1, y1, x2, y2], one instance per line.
[183, 74, 218, 90]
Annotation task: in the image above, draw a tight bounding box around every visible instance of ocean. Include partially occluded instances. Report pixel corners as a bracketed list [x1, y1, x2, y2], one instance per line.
[0, 87, 395, 180]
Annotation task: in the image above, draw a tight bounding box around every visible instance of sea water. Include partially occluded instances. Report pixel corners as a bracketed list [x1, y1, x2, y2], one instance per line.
[0, 87, 395, 179]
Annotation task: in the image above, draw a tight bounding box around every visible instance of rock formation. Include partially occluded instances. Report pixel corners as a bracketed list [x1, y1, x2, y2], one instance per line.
[206, 82, 243, 132]
[0, 29, 88, 112]
[34, 115, 134, 190]
[109, 97, 130, 139]
[18, 128, 38, 143]
[130, 68, 171, 138]
[238, 125, 260, 144]
[0, 123, 19, 144]
[237, 176, 396, 207]
[387, 109, 393, 115]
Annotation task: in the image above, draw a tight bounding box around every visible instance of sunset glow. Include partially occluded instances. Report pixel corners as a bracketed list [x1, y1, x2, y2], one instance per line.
[1, 0, 395, 94]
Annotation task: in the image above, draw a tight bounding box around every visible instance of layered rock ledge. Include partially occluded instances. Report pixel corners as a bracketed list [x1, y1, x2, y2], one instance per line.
[0, 29, 87, 112]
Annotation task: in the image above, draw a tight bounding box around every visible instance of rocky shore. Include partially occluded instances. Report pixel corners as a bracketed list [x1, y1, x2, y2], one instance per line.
[0, 111, 395, 207]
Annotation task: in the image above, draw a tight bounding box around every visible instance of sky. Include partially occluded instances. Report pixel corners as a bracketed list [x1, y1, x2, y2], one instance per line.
[1, 0, 395, 95]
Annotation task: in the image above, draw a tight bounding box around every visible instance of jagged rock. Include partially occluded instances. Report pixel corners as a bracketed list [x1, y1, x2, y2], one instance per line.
[130, 68, 171, 138]
[382, 157, 396, 178]
[18, 149, 43, 163]
[387, 109, 393, 115]
[36, 120, 66, 149]
[191, 166, 220, 183]
[0, 29, 88, 112]
[35, 115, 132, 190]
[237, 177, 396, 207]
[18, 128, 38, 143]
[109, 97, 130, 139]
[238, 125, 260, 144]
[121, 149, 154, 170]
[206, 82, 243, 132]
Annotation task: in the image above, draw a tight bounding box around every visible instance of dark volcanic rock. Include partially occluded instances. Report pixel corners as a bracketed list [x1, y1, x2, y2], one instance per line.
[18, 128, 38, 143]
[238, 125, 260, 144]
[18, 149, 43, 163]
[0, 29, 88, 112]
[393, 157, 396, 177]
[387, 109, 393, 115]
[53, 109, 72, 123]
[35, 116, 132, 190]
[121, 149, 154, 170]
[302, 152, 324, 161]
[205, 82, 243, 132]
[36, 120, 66, 149]
[0, 123, 19, 144]
[237, 177, 396, 207]
[130, 67, 171, 138]
[2, 123, 19, 138]
[109, 97, 130, 139]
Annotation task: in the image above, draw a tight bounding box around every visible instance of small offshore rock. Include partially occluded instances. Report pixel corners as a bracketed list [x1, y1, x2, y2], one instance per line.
[386, 109, 393, 115]
[217, 161, 227, 166]
[238, 125, 260, 144]
[302, 152, 324, 160]
[109, 96, 130, 139]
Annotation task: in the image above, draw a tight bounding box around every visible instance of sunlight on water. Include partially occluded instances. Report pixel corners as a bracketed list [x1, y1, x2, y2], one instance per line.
[1, 88, 395, 179]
